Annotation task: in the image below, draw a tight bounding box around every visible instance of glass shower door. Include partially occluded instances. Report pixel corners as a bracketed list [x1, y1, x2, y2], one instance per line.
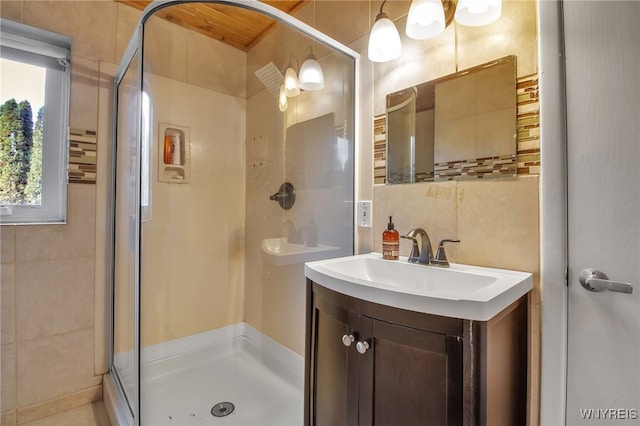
[110, 2, 358, 424]
[112, 51, 141, 417]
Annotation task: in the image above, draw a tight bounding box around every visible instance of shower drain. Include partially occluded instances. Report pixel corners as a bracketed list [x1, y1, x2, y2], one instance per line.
[211, 402, 235, 418]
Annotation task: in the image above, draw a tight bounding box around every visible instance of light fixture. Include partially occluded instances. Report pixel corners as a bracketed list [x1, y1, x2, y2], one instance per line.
[284, 67, 300, 97]
[299, 0, 325, 91]
[299, 51, 325, 91]
[278, 84, 288, 112]
[367, 0, 502, 61]
[455, 0, 502, 26]
[367, 0, 402, 63]
[406, 0, 446, 40]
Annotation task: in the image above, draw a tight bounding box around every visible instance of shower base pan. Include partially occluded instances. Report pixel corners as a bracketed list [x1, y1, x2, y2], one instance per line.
[104, 323, 303, 425]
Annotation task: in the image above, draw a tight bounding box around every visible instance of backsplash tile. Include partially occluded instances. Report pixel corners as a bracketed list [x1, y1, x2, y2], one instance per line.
[456, 176, 539, 273]
[434, 154, 517, 180]
[373, 116, 386, 185]
[372, 181, 459, 258]
[516, 76, 541, 174]
[69, 129, 97, 184]
[373, 74, 540, 183]
[372, 176, 539, 273]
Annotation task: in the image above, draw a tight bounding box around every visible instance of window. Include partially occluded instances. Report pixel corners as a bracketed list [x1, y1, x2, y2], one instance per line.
[0, 19, 70, 224]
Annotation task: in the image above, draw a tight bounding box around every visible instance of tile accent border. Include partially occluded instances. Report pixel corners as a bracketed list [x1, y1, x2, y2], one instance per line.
[516, 75, 541, 174]
[69, 129, 97, 184]
[373, 116, 387, 185]
[434, 154, 517, 180]
[373, 74, 540, 184]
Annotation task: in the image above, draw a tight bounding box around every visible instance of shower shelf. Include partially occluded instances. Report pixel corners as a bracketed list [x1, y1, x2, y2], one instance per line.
[159, 122, 190, 184]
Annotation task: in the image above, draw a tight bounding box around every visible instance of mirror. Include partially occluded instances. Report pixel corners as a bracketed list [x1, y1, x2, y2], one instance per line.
[386, 55, 517, 184]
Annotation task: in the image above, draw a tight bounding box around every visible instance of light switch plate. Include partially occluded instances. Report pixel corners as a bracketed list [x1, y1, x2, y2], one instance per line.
[357, 200, 372, 228]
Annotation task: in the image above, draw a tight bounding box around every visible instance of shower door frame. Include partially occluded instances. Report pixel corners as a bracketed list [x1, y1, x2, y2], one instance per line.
[110, 24, 143, 425]
[108, 2, 361, 424]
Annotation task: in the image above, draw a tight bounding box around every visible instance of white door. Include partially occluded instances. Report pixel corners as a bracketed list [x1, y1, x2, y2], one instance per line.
[565, 1, 640, 424]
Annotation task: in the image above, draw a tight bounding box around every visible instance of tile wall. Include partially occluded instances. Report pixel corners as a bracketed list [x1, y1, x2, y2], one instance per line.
[0, 2, 141, 424]
[1, 0, 542, 424]
[244, 15, 357, 355]
[138, 73, 246, 348]
[288, 0, 541, 422]
[1, 186, 102, 425]
[364, 2, 540, 422]
[1, 2, 252, 421]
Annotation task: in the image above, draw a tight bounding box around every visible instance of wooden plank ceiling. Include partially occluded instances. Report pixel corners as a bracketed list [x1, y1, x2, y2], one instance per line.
[117, 1, 309, 52]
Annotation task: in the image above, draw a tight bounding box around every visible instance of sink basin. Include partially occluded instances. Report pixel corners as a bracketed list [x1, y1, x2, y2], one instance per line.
[262, 237, 341, 266]
[304, 253, 533, 321]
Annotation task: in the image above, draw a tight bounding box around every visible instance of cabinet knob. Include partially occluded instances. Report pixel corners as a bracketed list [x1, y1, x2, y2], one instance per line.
[342, 334, 355, 347]
[356, 340, 370, 354]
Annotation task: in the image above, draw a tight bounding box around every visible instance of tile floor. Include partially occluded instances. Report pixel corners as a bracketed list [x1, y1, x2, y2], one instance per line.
[22, 401, 110, 426]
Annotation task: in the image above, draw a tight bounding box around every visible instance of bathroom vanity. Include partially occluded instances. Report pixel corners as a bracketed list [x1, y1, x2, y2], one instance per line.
[304, 254, 532, 425]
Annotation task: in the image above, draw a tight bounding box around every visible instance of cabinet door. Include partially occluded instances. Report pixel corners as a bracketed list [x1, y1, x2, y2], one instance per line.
[359, 318, 463, 426]
[309, 295, 359, 426]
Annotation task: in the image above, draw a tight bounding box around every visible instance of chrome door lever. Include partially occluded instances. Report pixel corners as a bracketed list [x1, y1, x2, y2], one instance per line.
[579, 268, 633, 294]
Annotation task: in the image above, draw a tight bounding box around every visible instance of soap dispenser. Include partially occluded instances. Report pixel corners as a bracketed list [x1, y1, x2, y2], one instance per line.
[382, 216, 399, 260]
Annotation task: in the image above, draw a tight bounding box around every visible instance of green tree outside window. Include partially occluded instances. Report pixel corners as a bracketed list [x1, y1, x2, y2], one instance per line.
[0, 99, 43, 206]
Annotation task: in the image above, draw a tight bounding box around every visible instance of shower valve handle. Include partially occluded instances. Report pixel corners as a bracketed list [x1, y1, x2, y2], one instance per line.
[269, 182, 295, 210]
[269, 192, 286, 201]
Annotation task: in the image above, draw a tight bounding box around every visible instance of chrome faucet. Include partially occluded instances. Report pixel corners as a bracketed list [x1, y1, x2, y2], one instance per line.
[283, 220, 304, 244]
[401, 228, 433, 265]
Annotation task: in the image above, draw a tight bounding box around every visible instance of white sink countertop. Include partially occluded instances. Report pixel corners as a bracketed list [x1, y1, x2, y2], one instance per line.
[304, 253, 533, 321]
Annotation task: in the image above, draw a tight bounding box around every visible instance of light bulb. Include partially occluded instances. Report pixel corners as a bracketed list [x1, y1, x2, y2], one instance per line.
[406, 0, 446, 40]
[284, 67, 300, 97]
[278, 84, 288, 112]
[299, 53, 325, 91]
[367, 13, 402, 62]
[455, 0, 501, 26]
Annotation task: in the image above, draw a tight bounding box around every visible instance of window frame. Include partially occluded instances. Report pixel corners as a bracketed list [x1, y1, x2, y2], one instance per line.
[0, 18, 71, 225]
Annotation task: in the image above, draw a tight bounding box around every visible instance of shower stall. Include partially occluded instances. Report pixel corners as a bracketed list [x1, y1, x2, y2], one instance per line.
[105, 1, 358, 424]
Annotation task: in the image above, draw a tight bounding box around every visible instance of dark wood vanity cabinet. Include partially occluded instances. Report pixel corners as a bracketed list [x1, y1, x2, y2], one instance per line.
[304, 280, 528, 426]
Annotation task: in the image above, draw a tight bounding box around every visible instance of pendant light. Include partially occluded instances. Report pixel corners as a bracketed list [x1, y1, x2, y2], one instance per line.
[406, 0, 446, 40]
[299, 51, 325, 91]
[284, 66, 300, 97]
[367, 0, 402, 63]
[278, 84, 288, 112]
[299, 2, 325, 91]
[455, 0, 502, 26]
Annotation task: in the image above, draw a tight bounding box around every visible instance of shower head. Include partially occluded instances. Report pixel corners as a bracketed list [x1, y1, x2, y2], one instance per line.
[255, 62, 284, 98]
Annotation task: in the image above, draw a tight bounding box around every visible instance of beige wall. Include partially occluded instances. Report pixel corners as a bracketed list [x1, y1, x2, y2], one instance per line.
[317, 1, 541, 422]
[288, 0, 540, 422]
[139, 73, 246, 347]
[1, 186, 102, 426]
[1, 0, 541, 423]
[0, 1, 140, 424]
[109, 8, 248, 354]
[245, 15, 357, 355]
